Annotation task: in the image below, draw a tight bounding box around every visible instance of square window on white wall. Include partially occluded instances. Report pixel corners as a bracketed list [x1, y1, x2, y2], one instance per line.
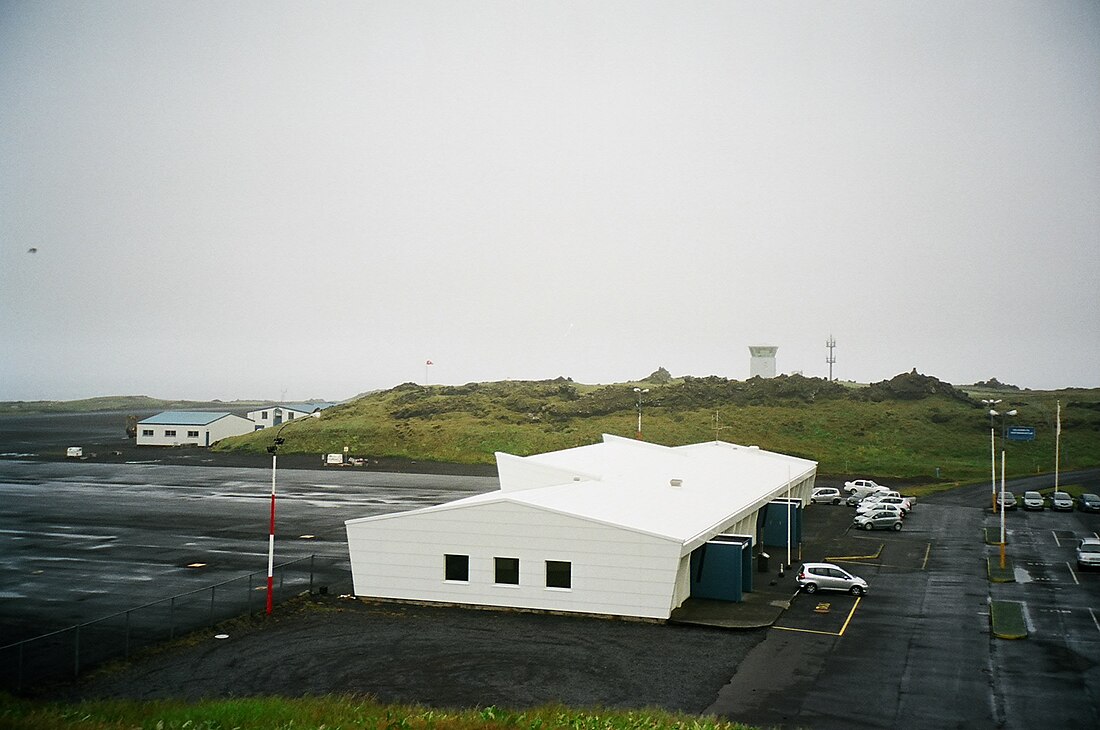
[546, 560, 571, 589]
[494, 557, 519, 585]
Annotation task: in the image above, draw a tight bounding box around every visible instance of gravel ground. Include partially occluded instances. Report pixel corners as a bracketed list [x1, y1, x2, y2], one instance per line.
[47, 595, 765, 713]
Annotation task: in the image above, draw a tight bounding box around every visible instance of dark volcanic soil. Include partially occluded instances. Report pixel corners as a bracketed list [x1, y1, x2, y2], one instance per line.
[44, 595, 765, 713]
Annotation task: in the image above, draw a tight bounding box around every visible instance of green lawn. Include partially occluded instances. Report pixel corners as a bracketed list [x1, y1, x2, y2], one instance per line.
[0, 694, 758, 730]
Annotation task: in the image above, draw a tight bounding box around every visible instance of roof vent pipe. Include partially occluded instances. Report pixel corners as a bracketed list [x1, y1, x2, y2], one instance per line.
[670, 478, 683, 488]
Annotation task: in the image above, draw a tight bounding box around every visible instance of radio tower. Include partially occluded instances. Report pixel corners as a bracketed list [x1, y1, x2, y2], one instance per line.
[826, 335, 837, 381]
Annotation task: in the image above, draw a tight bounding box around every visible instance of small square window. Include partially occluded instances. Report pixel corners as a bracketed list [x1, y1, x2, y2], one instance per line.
[546, 560, 571, 589]
[164, 430, 176, 437]
[141, 429, 153, 437]
[494, 557, 519, 585]
[261, 411, 268, 419]
[187, 430, 199, 438]
[444, 554, 469, 582]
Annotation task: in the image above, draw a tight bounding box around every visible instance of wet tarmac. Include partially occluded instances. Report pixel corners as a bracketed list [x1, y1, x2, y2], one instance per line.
[0, 459, 496, 646]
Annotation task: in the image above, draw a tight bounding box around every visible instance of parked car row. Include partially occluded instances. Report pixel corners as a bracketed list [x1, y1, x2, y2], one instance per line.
[1009, 490, 1100, 512]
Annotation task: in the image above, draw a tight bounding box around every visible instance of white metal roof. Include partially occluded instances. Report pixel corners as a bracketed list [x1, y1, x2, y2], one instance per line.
[348, 435, 816, 548]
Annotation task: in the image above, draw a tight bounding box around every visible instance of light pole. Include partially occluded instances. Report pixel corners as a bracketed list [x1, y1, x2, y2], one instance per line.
[981, 399, 1000, 512]
[633, 387, 649, 439]
[992, 408, 1017, 568]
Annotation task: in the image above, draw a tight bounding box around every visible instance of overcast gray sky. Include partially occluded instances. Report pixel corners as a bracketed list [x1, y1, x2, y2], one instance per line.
[2, 1, 1098, 402]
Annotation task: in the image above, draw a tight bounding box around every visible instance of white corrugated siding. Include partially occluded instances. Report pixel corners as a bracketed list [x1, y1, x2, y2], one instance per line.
[135, 415, 253, 446]
[347, 499, 683, 619]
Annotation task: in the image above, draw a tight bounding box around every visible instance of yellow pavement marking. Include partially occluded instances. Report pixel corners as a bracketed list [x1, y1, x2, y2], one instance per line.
[774, 597, 861, 637]
[837, 596, 861, 635]
[921, 542, 932, 571]
[826, 544, 884, 561]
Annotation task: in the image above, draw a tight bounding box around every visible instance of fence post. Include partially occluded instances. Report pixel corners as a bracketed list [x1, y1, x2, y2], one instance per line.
[170, 596, 176, 640]
[248, 573, 253, 616]
[125, 610, 131, 657]
[209, 585, 216, 628]
[18, 641, 24, 693]
[73, 626, 80, 679]
[309, 554, 315, 594]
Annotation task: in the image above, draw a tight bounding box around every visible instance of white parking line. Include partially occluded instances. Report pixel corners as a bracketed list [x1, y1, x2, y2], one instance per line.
[1090, 608, 1100, 634]
[1066, 562, 1080, 585]
[1052, 530, 1062, 547]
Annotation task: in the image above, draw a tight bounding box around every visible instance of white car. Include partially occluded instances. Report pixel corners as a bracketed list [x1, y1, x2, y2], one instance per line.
[811, 487, 843, 505]
[844, 478, 889, 494]
[845, 484, 892, 503]
[856, 502, 905, 519]
[869, 495, 911, 513]
[796, 562, 868, 595]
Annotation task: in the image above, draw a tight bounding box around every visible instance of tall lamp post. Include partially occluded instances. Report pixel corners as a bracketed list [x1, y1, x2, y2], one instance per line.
[633, 387, 649, 439]
[992, 407, 1017, 568]
[981, 399, 1001, 512]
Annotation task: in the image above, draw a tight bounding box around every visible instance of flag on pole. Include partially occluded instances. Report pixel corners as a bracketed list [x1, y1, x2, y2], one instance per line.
[1056, 401, 1061, 435]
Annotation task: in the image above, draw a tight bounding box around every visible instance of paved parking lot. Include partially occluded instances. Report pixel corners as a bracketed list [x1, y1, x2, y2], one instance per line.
[709, 474, 1100, 729]
[986, 501, 1100, 726]
[5, 453, 1099, 727]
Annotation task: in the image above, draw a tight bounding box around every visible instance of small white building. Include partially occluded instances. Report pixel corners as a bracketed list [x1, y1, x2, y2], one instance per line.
[247, 402, 335, 430]
[345, 434, 815, 620]
[136, 411, 255, 447]
[749, 345, 778, 378]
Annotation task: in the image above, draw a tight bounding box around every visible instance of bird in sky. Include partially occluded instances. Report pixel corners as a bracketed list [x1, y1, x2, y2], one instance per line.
[27, 247, 37, 254]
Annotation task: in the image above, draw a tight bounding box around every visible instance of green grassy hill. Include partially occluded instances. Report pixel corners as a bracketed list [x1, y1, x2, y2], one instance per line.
[215, 372, 1100, 481]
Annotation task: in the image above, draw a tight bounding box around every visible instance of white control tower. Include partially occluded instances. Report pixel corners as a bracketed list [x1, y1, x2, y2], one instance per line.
[749, 345, 778, 378]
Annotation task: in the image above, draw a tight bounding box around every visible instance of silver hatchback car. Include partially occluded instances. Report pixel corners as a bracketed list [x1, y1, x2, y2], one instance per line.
[1022, 491, 1045, 510]
[1051, 491, 1075, 511]
[1077, 538, 1100, 570]
[796, 562, 868, 596]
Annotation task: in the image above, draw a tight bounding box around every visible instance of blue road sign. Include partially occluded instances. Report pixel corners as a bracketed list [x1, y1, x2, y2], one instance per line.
[1006, 426, 1036, 442]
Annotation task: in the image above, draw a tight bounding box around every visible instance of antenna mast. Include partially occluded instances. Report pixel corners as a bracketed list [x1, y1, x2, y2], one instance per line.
[825, 335, 837, 381]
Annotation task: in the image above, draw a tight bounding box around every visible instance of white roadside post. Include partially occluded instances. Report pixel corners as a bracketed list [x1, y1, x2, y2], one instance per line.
[786, 468, 793, 570]
[999, 450, 1007, 568]
[265, 434, 286, 615]
[633, 387, 649, 439]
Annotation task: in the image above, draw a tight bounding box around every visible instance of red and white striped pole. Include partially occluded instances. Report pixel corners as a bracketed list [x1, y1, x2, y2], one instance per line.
[266, 449, 276, 614]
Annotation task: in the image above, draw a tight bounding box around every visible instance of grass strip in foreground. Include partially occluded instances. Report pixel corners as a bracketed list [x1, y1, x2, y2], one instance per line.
[990, 601, 1028, 640]
[0, 694, 761, 730]
[986, 556, 1015, 583]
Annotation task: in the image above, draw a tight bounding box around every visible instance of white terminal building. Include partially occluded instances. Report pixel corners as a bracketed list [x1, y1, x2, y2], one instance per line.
[345, 435, 814, 620]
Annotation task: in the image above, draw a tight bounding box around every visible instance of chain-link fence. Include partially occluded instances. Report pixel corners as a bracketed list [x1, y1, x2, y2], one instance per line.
[0, 554, 350, 693]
